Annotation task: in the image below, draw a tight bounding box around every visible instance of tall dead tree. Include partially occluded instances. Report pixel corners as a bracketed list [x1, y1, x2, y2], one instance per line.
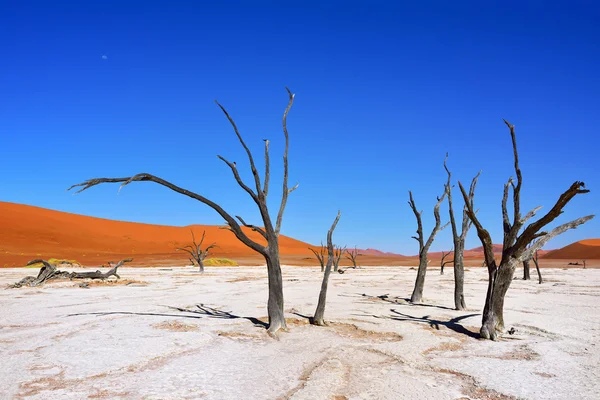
[344, 246, 360, 269]
[522, 259, 531, 280]
[177, 230, 217, 273]
[313, 211, 341, 326]
[444, 154, 481, 310]
[440, 250, 453, 275]
[459, 120, 594, 340]
[309, 242, 327, 272]
[408, 189, 448, 303]
[532, 250, 543, 284]
[69, 88, 299, 336]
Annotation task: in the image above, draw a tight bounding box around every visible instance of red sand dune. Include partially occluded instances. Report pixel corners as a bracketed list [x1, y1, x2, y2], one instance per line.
[541, 239, 600, 260]
[0, 201, 315, 267]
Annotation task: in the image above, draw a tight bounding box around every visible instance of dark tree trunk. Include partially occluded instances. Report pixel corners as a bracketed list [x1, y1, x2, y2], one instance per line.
[453, 243, 467, 310]
[313, 212, 341, 326]
[480, 258, 518, 340]
[410, 256, 428, 303]
[533, 256, 543, 284]
[265, 248, 287, 335]
[198, 259, 205, 273]
[522, 260, 531, 280]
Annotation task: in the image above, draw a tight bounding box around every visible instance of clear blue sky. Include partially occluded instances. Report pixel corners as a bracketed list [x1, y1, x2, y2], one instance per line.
[1, 1, 598, 255]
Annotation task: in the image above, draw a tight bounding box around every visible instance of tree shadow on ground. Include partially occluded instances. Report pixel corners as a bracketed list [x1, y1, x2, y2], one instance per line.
[374, 309, 481, 339]
[67, 303, 268, 329]
[358, 293, 456, 311]
[291, 311, 314, 324]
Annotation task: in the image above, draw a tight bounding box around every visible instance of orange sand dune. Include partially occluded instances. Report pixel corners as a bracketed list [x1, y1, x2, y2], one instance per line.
[541, 239, 600, 260]
[0, 202, 315, 267]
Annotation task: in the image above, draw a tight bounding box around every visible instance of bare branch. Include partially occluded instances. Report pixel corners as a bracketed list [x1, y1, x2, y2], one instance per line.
[275, 87, 296, 236]
[68, 173, 266, 255]
[217, 155, 259, 204]
[423, 189, 448, 252]
[263, 139, 270, 196]
[521, 205, 543, 225]
[459, 181, 496, 269]
[504, 119, 522, 234]
[408, 191, 424, 251]
[520, 215, 595, 261]
[214, 100, 262, 195]
[236, 215, 267, 239]
[460, 171, 481, 240]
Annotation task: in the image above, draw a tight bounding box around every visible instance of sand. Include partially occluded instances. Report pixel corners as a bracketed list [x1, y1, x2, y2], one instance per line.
[1, 266, 599, 399]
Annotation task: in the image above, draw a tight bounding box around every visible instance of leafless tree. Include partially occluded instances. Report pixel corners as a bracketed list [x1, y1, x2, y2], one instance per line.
[309, 242, 327, 272]
[532, 250, 543, 284]
[444, 154, 481, 309]
[459, 120, 594, 340]
[177, 230, 217, 273]
[440, 250, 453, 275]
[333, 245, 346, 272]
[583, 259, 587, 269]
[344, 246, 361, 269]
[313, 211, 341, 326]
[522, 259, 531, 280]
[408, 189, 449, 303]
[69, 88, 299, 336]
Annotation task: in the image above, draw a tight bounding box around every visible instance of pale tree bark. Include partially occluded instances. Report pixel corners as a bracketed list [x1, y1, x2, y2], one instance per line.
[309, 242, 327, 272]
[444, 154, 480, 310]
[459, 119, 594, 340]
[177, 230, 217, 273]
[408, 189, 449, 303]
[69, 88, 299, 336]
[313, 211, 342, 326]
[440, 250, 453, 275]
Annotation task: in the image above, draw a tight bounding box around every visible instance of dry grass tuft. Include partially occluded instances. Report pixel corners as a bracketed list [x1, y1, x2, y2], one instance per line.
[152, 320, 199, 332]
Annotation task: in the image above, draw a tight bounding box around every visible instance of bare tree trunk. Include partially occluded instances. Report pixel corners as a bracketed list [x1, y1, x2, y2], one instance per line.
[533, 252, 543, 284]
[265, 247, 287, 334]
[453, 245, 467, 310]
[313, 212, 341, 326]
[198, 259, 205, 273]
[522, 260, 531, 280]
[411, 257, 429, 303]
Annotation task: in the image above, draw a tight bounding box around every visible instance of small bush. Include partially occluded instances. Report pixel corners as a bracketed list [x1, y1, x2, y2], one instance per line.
[204, 258, 238, 266]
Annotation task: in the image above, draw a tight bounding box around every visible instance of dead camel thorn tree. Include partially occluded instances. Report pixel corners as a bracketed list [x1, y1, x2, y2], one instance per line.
[333, 245, 346, 272]
[309, 242, 327, 272]
[459, 119, 594, 340]
[177, 230, 217, 273]
[69, 88, 299, 336]
[440, 249, 453, 275]
[532, 250, 543, 284]
[444, 153, 481, 310]
[408, 189, 449, 303]
[344, 246, 361, 270]
[313, 211, 341, 326]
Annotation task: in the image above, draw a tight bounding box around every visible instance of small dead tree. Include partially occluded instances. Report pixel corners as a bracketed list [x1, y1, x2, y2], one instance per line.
[440, 250, 453, 275]
[313, 211, 341, 326]
[344, 246, 361, 269]
[459, 120, 594, 340]
[10, 258, 132, 288]
[177, 230, 217, 273]
[444, 154, 481, 310]
[532, 250, 543, 284]
[408, 189, 449, 303]
[309, 242, 327, 272]
[69, 88, 298, 336]
[333, 245, 346, 272]
[583, 259, 587, 269]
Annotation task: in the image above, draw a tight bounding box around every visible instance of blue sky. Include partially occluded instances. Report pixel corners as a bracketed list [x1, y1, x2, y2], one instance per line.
[1, 1, 598, 255]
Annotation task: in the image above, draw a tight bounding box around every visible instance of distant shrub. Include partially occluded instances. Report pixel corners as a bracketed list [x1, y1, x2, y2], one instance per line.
[204, 258, 238, 266]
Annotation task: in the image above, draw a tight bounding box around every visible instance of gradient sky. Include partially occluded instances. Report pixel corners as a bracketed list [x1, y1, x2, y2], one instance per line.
[1, 1, 598, 255]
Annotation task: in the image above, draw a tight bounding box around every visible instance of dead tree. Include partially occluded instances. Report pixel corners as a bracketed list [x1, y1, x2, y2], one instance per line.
[583, 259, 587, 269]
[69, 88, 298, 336]
[408, 189, 449, 303]
[522, 259, 531, 280]
[344, 246, 361, 269]
[333, 245, 346, 272]
[440, 250, 453, 275]
[444, 154, 480, 310]
[459, 120, 594, 340]
[10, 258, 132, 288]
[309, 242, 327, 272]
[176, 230, 217, 273]
[532, 250, 543, 284]
[313, 211, 341, 326]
